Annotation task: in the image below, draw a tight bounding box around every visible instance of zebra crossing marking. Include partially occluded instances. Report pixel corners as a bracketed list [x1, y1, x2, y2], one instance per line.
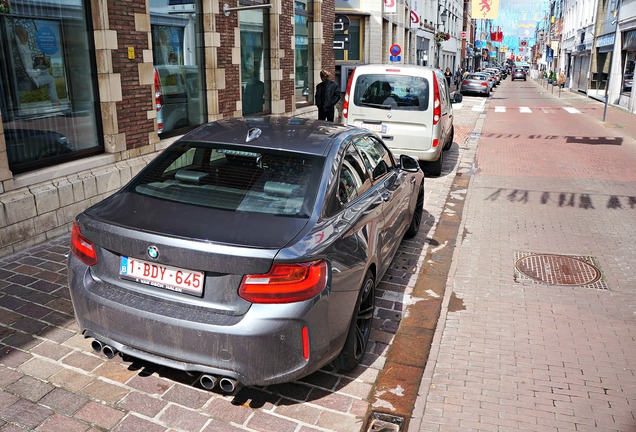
[453, 97, 585, 115]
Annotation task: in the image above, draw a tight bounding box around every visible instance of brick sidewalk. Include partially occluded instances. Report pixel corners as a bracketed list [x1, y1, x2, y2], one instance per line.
[410, 79, 636, 431]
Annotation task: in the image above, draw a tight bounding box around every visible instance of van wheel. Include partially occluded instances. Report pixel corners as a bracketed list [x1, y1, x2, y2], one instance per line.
[443, 127, 454, 151]
[334, 270, 375, 372]
[427, 151, 443, 177]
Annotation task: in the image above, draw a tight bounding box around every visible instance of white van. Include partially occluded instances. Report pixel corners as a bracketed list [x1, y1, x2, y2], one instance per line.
[341, 64, 462, 176]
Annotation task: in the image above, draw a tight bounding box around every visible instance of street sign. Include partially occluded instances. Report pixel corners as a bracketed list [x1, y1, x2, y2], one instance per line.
[461, 31, 466, 40]
[389, 44, 401, 57]
[389, 55, 401, 62]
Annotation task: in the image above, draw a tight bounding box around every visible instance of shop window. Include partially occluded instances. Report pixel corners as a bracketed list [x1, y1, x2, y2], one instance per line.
[335, 16, 363, 62]
[0, 1, 102, 174]
[240, 6, 270, 116]
[151, 0, 206, 137]
[294, 0, 312, 107]
[622, 52, 634, 94]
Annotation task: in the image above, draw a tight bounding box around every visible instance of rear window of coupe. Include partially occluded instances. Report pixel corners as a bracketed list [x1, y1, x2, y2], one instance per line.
[353, 73, 430, 111]
[128, 141, 324, 217]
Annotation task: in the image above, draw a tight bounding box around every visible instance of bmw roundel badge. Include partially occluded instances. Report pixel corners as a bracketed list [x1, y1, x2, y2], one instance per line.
[147, 246, 159, 259]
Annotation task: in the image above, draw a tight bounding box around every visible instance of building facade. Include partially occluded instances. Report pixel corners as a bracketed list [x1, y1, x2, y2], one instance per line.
[0, 0, 336, 257]
[559, 0, 635, 111]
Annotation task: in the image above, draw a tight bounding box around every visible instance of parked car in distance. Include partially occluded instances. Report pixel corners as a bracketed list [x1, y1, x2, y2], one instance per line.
[460, 73, 491, 96]
[67, 116, 425, 391]
[484, 68, 501, 84]
[511, 68, 527, 81]
[479, 70, 497, 88]
[341, 64, 462, 176]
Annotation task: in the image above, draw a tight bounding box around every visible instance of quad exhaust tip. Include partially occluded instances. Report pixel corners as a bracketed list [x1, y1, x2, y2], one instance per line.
[91, 339, 239, 393]
[199, 375, 238, 393]
[90, 339, 118, 359]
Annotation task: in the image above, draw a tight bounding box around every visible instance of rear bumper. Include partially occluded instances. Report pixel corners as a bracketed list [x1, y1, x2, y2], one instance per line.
[67, 258, 347, 386]
[390, 144, 442, 162]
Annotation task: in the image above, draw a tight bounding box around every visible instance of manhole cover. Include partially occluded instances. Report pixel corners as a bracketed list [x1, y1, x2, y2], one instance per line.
[514, 253, 603, 287]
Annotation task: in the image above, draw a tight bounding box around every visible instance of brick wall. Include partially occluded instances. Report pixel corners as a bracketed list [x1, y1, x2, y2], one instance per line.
[215, 13, 241, 116]
[280, 6, 295, 114]
[321, 0, 336, 76]
[108, 0, 154, 150]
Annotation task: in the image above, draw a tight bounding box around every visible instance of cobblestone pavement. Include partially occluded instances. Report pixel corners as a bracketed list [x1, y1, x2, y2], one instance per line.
[0, 102, 480, 431]
[3, 79, 633, 432]
[410, 79, 636, 432]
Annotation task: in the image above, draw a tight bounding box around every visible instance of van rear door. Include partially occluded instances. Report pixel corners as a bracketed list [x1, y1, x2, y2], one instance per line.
[347, 72, 433, 152]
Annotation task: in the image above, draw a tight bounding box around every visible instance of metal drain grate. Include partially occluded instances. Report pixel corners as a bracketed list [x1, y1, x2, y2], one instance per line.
[514, 251, 608, 290]
[366, 412, 404, 432]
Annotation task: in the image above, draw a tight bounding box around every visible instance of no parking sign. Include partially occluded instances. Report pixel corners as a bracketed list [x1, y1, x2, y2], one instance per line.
[389, 43, 401, 62]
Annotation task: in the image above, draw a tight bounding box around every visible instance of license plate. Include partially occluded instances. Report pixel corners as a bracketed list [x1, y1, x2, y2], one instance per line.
[119, 256, 204, 296]
[362, 123, 387, 134]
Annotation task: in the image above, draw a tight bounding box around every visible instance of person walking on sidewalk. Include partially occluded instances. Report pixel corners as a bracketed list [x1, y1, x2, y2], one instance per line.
[454, 67, 463, 90]
[557, 70, 566, 89]
[315, 69, 340, 122]
[444, 67, 453, 88]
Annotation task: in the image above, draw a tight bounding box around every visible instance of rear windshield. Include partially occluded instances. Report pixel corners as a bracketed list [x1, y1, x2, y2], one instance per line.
[353, 73, 429, 111]
[128, 141, 324, 217]
[467, 74, 488, 81]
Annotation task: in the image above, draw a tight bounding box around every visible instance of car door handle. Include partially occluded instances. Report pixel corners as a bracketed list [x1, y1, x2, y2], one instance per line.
[381, 136, 393, 141]
[410, 177, 416, 184]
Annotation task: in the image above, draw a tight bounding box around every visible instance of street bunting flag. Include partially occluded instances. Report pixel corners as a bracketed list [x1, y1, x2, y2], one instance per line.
[384, 0, 396, 14]
[410, 10, 420, 28]
[490, 25, 503, 42]
[472, 0, 500, 20]
[410, 0, 421, 29]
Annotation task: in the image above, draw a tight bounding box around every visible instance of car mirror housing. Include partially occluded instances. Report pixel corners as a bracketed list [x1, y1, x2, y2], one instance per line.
[399, 155, 420, 172]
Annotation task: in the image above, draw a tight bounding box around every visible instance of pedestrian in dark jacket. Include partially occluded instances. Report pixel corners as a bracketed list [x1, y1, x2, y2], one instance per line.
[454, 68, 463, 90]
[315, 69, 341, 122]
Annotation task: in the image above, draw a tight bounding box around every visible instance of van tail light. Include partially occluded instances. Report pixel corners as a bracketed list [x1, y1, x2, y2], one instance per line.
[432, 138, 439, 148]
[153, 68, 164, 133]
[70, 221, 97, 266]
[432, 72, 441, 125]
[341, 68, 356, 121]
[239, 260, 327, 304]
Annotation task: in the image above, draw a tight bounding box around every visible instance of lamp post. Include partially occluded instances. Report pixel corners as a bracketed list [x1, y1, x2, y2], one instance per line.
[603, 2, 620, 122]
[436, 6, 448, 68]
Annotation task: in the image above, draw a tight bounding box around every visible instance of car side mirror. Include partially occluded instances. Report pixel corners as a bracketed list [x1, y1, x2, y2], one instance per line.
[452, 93, 463, 103]
[399, 155, 420, 172]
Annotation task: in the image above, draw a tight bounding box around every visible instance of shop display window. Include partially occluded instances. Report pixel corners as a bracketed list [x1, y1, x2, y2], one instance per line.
[0, 1, 102, 174]
[294, 0, 312, 107]
[150, 0, 206, 137]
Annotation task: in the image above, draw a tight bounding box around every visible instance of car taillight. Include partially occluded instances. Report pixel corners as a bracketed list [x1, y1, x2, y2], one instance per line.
[341, 68, 356, 121]
[70, 221, 97, 266]
[238, 260, 327, 304]
[432, 72, 441, 125]
[153, 69, 163, 132]
[481, 82, 488, 87]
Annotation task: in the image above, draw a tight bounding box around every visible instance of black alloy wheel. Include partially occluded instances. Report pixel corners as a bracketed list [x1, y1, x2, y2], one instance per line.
[334, 270, 375, 371]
